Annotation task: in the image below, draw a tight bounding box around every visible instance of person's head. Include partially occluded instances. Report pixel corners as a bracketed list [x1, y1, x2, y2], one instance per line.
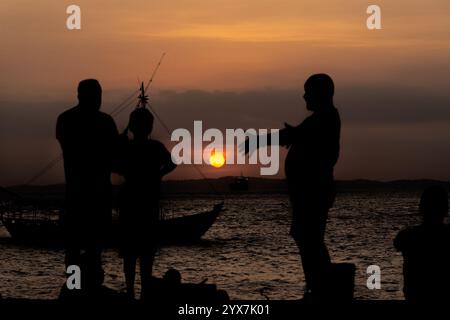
[128, 107, 154, 140]
[303, 73, 335, 112]
[420, 185, 448, 225]
[163, 268, 182, 285]
[77, 79, 102, 111]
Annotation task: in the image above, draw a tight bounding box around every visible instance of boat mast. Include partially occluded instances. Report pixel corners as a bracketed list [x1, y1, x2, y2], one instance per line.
[137, 82, 149, 109]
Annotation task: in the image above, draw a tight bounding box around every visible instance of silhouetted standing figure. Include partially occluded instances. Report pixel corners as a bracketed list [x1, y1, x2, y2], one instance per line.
[394, 186, 450, 302]
[56, 79, 119, 291]
[286, 74, 340, 299]
[116, 108, 176, 299]
[243, 74, 340, 299]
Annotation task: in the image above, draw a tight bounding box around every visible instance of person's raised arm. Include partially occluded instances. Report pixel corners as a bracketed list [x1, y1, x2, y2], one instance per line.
[239, 122, 297, 156]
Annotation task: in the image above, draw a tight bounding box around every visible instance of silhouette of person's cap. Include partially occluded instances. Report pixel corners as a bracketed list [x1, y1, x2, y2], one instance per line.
[305, 74, 334, 98]
[420, 185, 449, 220]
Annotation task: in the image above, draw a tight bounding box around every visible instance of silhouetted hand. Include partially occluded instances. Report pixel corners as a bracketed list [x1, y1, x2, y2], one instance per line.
[238, 133, 257, 157]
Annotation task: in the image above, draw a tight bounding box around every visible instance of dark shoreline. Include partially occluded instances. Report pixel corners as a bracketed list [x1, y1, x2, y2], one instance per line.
[3, 178, 450, 198]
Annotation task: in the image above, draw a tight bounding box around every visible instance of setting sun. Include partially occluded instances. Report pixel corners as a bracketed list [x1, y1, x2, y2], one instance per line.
[209, 150, 225, 168]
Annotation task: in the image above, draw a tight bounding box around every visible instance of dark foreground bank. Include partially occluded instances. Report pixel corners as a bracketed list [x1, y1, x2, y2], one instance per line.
[0, 299, 435, 320]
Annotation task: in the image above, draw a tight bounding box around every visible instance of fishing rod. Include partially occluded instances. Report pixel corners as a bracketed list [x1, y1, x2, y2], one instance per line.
[145, 52, 166, 92]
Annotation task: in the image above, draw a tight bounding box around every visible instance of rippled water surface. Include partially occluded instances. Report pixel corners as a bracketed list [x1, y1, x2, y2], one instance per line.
[0, 192, 429, 300]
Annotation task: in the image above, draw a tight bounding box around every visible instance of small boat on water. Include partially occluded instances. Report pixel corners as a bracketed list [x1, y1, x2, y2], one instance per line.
[229, 174, 249, 192]
[0, 202, 224, 247]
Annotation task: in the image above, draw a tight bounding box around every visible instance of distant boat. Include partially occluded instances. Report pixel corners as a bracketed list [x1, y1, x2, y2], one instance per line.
[0, 202, 224, 247]
[229, 174, 249, 192]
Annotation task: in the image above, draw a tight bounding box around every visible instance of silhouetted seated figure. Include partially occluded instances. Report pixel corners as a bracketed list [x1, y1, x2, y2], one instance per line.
[148, 268, 230, 303]
[56, 79, 119, 290]
[242, 74, 350, 300]
[394, 186, 450, 303]
[115, 108, 176, 300]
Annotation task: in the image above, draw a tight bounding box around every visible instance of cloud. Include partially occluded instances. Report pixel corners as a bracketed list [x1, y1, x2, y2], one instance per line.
[148, 86, 450, 128]
[2, 85, 450, 186]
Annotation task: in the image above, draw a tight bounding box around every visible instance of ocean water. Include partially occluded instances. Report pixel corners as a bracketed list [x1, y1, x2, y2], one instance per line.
[0, 192, 429, 300]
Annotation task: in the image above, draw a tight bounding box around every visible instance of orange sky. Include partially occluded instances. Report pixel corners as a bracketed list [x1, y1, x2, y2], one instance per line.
[2, 0, 450, 95]
[1, 0, 450, 185]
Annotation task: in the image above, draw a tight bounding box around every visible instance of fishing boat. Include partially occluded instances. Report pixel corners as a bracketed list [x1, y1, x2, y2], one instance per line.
[229, 174, 249, 192]
[0, 202, 223, 247]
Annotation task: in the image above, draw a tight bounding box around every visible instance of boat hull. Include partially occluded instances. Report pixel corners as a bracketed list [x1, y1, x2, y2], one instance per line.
[1, 203, 223, 247]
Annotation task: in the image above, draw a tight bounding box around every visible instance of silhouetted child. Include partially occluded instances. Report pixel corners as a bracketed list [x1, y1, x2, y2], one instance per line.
[394, 185, 450, 302]
[116, 108, 176, 299]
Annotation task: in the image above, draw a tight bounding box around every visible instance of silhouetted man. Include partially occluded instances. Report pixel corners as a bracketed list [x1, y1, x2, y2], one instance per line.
[243, 74, 340, 298]
[394, 186, 450, 302]
[56, 79, 119, 290]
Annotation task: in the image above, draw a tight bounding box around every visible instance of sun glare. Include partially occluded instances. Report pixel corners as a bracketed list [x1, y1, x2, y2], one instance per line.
[209, 150, 225, 168]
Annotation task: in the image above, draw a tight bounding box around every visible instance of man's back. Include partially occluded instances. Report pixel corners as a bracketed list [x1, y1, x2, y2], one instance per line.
[395, 224, 450, 301]
[56, 106, 118, 205]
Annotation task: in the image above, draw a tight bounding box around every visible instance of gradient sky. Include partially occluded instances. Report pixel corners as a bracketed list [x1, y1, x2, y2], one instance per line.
[1, 0, 450, 185]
